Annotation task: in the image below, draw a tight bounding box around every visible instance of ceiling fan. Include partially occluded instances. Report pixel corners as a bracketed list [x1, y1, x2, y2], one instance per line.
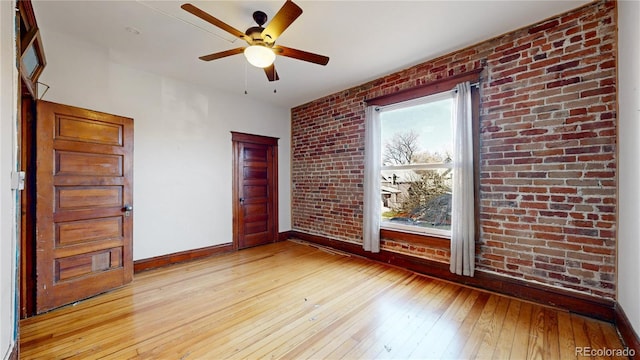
[181, 0, 330, 82]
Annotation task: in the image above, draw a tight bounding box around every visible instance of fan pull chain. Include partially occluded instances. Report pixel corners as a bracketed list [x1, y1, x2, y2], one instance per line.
[244, 61, 248, 95]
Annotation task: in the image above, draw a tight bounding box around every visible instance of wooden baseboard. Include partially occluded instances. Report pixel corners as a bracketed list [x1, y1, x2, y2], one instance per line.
[134, 232, 294, 273]
[134, 243, 233, 273]
[289, 230, 615, 322]
[615, 303, 640, 354]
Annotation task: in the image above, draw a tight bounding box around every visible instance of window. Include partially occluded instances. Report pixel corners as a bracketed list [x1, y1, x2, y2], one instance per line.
[18, 1, 46, 99]
[379, 92, 453, 238]
[364, 71, 480, 254]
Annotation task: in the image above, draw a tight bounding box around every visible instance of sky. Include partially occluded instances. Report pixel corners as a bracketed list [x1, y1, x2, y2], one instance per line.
[380, 95, 453, 158]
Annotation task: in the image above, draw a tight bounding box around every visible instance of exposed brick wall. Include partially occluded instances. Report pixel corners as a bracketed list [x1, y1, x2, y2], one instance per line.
[291, 0, 617, 298]
[380, 239, 451, 263]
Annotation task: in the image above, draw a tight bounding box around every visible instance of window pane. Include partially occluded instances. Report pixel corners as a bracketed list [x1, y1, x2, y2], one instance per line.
[381, 168, 452, 231]
[379, 93, 453, 235]
[380, 95, 453, 166]
[23, 44, 40, 77]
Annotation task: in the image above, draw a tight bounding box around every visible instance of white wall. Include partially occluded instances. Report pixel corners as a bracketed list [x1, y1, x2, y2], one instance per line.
[0, 1, 18, 358]
[618, 0, 640, 337]
[38, 29, 292, 260]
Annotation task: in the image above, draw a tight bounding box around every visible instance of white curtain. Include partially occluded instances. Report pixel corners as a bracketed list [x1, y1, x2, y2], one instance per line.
[450, 81, 475, 276]
[363, 106, 381, 253]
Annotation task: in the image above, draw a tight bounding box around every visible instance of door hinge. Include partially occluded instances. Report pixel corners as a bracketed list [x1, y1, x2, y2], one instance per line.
[11, 171, 25, 191]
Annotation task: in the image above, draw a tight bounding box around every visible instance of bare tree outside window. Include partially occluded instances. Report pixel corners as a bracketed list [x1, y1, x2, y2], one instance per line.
[383, 130, 420, 165]
[381, 130, 452, 231]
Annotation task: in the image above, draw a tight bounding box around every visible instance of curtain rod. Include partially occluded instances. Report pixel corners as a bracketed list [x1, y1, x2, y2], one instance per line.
[375, 81, 481, 111]
[365, 69, 483, 106]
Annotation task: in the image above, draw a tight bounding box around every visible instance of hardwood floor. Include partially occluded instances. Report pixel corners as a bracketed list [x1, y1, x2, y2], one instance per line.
[20, 240, 629, 359]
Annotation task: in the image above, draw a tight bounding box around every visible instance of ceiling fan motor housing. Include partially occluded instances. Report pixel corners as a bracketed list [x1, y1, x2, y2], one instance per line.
[247, 11, 273, 46]
[245, 26, 271, 46]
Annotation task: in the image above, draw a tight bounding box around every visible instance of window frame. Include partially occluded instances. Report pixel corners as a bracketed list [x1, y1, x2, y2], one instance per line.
[378, 92, 454, 238]
[18, 0, 46, 99]
[367, 70, 481, 243]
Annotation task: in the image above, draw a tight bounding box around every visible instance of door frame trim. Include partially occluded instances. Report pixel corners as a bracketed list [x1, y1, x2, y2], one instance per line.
[231, 132, 279, 250]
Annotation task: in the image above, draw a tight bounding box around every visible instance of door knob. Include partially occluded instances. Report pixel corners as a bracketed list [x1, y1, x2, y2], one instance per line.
[123, 204, 133, 217]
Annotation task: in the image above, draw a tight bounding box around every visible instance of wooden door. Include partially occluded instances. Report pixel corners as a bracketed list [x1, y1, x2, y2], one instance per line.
[232, 132, 278, 249]
[35, 101, 133, 313]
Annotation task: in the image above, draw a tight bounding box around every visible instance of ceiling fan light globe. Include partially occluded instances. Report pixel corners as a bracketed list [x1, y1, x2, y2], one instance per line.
[244, 45, 276, 68]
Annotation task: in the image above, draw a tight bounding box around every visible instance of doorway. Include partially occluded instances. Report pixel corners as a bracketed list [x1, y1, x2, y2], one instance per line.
[231, 132, 279, 249]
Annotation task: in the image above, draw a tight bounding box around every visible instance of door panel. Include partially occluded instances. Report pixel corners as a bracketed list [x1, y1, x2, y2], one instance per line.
[57, 186, 123, 209]
[36, 100, 133, 313]
[56, 217, 122, 246]
[55, 151, 123, 177]
[232, 132, 278, 249]
[56, 115, 123, 145]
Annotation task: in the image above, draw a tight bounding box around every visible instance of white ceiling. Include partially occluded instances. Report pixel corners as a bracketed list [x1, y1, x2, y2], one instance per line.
[33, 0, 591, 108]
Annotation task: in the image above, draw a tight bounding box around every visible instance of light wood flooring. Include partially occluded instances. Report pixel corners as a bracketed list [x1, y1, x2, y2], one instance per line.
[20, 240, 628, 359]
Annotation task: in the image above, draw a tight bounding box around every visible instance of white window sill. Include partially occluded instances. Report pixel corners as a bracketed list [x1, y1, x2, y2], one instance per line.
[380, 223, 451, 240]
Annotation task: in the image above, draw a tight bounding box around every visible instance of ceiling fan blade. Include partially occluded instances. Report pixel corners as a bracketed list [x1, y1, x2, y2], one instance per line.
[199, 48, 245, 61]
[273, 46, 329, 66]
[181, 3, 248, 42]
[264, 64, 280, 82]
[261, 1, 303, 43]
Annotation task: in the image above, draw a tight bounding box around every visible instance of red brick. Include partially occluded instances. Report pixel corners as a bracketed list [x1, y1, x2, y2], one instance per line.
[529, 57, 562, 70]
[580, 86, 616, 98]
[547, 60, 581, 73]
[516, 69, 545, 81]
[546, 77, 580, 89]
[529, 19, 560, 34]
